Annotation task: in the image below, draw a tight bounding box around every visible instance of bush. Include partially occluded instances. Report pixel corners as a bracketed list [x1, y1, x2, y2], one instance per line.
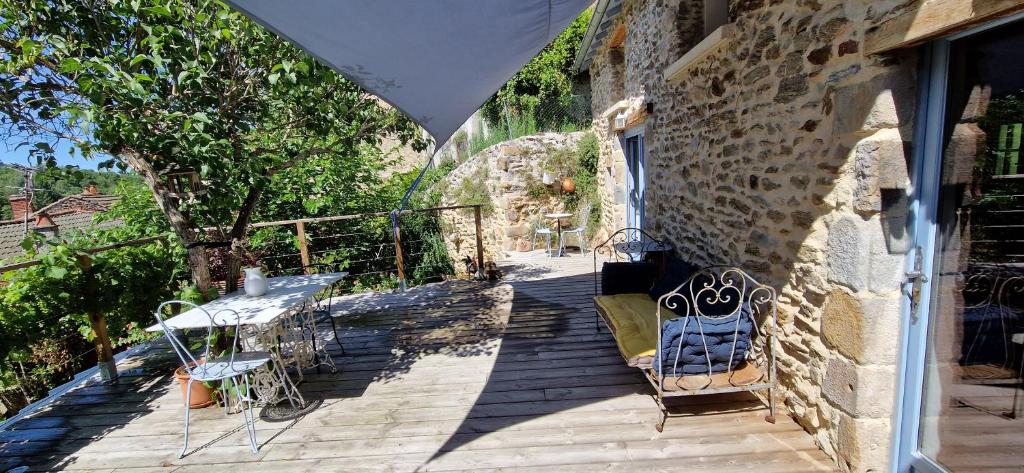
[0, 234, 184, 403]
[453, 166, 494, 216]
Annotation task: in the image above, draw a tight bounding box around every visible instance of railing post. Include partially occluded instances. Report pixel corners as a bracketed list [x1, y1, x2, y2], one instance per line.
[296, 221, 311, 273]
[78, 255, 117, 383]
[474, 204, 485, 280]
[391, 210, 407, 291]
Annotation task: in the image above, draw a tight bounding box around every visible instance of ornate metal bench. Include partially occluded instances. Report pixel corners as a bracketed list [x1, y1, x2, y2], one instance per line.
[593, 228, 778, 431]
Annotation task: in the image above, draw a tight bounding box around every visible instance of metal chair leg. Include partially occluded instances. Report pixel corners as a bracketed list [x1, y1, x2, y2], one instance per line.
[238, 374, 259, 453]
[180, 378, 194, 458]
[222, 382, 230, 414]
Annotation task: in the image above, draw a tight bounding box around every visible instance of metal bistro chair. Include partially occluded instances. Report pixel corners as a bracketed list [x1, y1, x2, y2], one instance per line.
[531, 209, 555, 257]
[559, 203, 591, 256]
[154, 301, 275, 458]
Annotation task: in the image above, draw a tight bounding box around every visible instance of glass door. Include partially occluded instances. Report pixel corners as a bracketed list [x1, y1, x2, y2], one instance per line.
[898, 16, 1024, 472]
[623, 128, 645, 232]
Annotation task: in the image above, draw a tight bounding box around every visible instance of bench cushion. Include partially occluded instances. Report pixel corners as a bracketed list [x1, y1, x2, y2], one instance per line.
[594, 293, 661, 367]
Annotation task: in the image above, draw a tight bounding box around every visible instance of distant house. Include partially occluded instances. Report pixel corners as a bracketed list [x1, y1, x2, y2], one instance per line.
[0, 185, 119, 263]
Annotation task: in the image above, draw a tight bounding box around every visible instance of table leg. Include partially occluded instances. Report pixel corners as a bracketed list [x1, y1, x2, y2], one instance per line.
[247, 323, 305, 408]
[556, 221, 564, 257]
[300, 300, 336, 373]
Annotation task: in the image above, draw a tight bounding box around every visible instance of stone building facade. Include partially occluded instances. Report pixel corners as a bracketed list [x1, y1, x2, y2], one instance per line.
[580, 0, 925, 471]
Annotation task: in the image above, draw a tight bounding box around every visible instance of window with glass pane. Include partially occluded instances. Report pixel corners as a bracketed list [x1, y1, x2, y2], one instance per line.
[918, 20, 1024, 471]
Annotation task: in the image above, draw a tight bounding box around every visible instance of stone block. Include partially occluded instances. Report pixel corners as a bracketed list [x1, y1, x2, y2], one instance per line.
[960, 84, 991, 121]
[827, 214, 903, 293]
[822, 356, 896, 418]
[821, 289, 901, 365]
[827, 215, 870, 291]
[852, 128, 911, 213]
[835, 414, 892, 473]
[503, 224, 530, 240]
[832, 70, 916, 135]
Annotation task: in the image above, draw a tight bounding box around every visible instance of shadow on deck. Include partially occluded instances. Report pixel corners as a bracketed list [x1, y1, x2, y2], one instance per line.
[0, 251, 835, 472]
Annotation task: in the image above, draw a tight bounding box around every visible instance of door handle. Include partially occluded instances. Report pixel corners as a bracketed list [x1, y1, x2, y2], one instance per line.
[905, 246, 929, 323]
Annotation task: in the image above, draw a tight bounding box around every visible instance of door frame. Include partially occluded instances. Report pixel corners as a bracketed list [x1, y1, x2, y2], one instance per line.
[892, 11, 1024, 473]
[622, 125, 645, 231]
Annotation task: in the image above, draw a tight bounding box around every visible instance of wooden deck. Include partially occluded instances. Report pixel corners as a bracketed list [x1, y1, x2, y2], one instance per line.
[0, 252, 835, 472]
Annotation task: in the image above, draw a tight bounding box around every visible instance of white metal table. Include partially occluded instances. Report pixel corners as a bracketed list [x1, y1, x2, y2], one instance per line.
[147, 272, 347, 408]
[544, 212, 573, 257]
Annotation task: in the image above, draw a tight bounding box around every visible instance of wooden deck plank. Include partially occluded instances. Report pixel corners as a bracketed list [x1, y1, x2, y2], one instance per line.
[0, 252, 835, 472]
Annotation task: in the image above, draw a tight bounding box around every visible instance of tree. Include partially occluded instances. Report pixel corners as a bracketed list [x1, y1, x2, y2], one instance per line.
[0, 0, 427, 293]
[482, 8, 591, 128]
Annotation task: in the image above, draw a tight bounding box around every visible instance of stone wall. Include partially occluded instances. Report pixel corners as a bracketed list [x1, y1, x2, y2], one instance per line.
[437, 132, 584, 275]
[588, 1, 919, 471]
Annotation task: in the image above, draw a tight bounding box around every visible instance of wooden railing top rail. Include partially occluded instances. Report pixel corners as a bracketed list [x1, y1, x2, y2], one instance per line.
[0, 204, 483, 275]
[248, 204, 480, 228]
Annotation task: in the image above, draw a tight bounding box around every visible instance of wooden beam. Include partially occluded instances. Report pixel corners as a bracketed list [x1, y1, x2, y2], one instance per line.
[393, 217, 407, 290]
[866, 0, 1024, 55]
[474, 205, 485, 280]
[77, 255, 117, 382]
[296, 221, 311, 272]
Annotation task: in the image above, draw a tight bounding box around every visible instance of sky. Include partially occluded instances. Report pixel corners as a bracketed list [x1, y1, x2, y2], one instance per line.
[0, 139, 101, 170]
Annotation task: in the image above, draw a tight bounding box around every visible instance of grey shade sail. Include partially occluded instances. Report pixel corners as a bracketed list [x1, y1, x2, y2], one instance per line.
[226, 0, 592, 146]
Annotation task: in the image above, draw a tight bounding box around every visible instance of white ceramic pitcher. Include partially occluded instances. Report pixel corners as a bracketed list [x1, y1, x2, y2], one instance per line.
[243, 267, 268, 297]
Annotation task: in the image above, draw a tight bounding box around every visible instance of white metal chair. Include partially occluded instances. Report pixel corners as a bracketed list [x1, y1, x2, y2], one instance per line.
[531, 209, 555, 257]
[154, 300, 271, 458]
[559, 203, 591, 256]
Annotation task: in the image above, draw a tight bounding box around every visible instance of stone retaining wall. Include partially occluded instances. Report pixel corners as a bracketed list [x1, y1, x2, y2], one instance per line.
[438, 132, 584, 275]
[588, 1, 918, 471]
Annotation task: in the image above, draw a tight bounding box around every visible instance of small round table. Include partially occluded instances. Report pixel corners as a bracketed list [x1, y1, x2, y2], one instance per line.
[544, 212, 573, 257]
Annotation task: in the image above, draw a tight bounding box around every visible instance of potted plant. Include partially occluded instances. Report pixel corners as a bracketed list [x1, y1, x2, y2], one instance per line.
[174, 360, 216, 408]
[561, 176, 576, 194]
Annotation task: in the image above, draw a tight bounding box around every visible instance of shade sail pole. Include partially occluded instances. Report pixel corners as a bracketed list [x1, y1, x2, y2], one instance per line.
[391, 151, 439, 291]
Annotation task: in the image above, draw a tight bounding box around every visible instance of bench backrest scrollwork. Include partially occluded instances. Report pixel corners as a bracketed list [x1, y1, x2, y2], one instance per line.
[655, 266, 778, 391]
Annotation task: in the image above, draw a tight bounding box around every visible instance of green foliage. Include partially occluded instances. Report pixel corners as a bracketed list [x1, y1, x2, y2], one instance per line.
[0, 167, 137, 219]
[468, 113, 539, 157]
[96, 179, 173, 239]
[452, 165, 494, 216]
[524, 173, 556, 200]
[0, 232, 184, 401]
[0, 0, 427, 289]
[548, 132, 601, 236]
[481, 9, 591, 134]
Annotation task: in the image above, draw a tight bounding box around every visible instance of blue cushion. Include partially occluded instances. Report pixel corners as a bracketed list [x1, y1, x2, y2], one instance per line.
[656, 303, 753, 376]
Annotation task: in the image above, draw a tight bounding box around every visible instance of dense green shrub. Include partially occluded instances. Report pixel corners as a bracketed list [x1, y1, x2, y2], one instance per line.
[481, 10, 592, 131]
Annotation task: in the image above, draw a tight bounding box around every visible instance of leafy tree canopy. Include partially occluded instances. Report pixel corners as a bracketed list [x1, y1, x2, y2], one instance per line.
[0, 0, 428, 290]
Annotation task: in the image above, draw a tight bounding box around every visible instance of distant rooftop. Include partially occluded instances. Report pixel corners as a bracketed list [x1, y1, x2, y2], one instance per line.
[0, 187, 120, 263]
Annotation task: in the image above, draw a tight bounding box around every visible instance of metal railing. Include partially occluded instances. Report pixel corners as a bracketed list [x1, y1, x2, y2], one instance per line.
[244, 204, 484, 290]
[0, 204, 485, 419]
